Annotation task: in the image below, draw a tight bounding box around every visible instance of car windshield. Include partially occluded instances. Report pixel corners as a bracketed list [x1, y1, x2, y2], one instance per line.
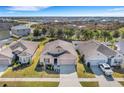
[105, 67, 110, 69]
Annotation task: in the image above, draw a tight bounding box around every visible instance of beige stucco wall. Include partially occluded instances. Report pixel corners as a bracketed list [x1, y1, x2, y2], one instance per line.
[40, 53, 77, 65]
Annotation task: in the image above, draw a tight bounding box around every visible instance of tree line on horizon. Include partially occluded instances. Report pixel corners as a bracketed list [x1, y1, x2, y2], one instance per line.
[30, 22, 124, 43]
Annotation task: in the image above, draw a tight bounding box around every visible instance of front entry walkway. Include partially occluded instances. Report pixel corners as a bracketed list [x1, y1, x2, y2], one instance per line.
[59, 65, 81, 87]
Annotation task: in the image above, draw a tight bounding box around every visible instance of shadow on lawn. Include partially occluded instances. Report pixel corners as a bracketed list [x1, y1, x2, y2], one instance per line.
[83, 63, 94, 74]
[113, 67, 124, 74]
[12, 63, 30, 71]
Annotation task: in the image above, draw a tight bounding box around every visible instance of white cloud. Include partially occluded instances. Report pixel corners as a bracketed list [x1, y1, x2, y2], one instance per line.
[109, 7, 124, 11]
[7, 6, 49, 11]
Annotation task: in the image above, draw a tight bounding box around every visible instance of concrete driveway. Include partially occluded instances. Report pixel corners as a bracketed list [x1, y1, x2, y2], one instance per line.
[91, 65, 122, 87]
[59, 65, 81, 87]
[0, 65, 7, 77]
[91, 65, 104, 75]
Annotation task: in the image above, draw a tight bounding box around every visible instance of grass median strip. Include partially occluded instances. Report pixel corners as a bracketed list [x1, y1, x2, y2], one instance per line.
[0, 81, 59, 87]
[76, 50, 95, 78]
[80, 81, 99, 87]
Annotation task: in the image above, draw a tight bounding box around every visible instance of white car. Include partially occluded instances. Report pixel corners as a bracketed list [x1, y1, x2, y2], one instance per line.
[99, 63, 113, 76]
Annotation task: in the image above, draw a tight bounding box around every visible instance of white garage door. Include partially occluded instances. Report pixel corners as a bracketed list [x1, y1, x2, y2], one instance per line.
[59, 59, 76, 65]
[0, 59, 10, 66]
[87, 60, 106, 66]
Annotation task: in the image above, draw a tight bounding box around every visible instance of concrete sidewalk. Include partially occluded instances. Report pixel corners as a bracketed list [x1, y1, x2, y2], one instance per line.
[0, 78, 60, 82]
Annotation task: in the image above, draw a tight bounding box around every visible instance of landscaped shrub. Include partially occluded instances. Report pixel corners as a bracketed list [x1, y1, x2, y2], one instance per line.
[3, 84, 7, 87]
[81, 55, 85, 63]
[46, 64, 54, 71]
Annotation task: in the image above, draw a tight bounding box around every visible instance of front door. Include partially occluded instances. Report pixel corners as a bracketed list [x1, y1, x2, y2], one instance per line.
[54, 58, 58, 65]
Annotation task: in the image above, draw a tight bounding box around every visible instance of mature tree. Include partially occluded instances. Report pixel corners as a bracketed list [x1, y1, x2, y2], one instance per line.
[74, 30, 81, 40]
[119, 27, 124, 39]
[101, 31, 111, 42]
[64, 28, 75, 39]
[47, 27, 56, 38]
[81, 29, 94, 40]
[94, 30, 101, 40]
[112, 31, 120, 38]
[33, 29, 40, 36]
[41, 27, 47, 35]
[121, 31, 124, 39]
[55, 29, 64, 39]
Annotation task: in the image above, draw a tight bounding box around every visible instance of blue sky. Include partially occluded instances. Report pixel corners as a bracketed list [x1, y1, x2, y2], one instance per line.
[0, 6, 124, 16]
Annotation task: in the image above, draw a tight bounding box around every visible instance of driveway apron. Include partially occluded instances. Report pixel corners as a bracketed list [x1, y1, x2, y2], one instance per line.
[59, 65, 81, 87]
[91, 65, 122, 87]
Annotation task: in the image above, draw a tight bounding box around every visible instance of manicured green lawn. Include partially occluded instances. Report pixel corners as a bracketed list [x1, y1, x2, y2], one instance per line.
[77, 61, 95, 78]
[2, 38, 59, 78]
[119, 81, 124, 86]
[112, 72, 124, 78]
[80, 82, 99, 87]
[112, 68, 124, 78]
[0, 81, 59, 87]
[76, 50, 95, 78]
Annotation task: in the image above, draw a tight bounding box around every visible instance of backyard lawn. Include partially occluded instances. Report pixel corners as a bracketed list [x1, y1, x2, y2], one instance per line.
[0, 81, 59, 87]
[2, 38, 59, 78]
[80, 81, 99, 87]
[76, 60, 95, 78]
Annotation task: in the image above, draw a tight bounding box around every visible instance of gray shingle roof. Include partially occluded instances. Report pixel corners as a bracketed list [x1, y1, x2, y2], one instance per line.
[11, 25, 30, 30]
[0, 40, 39, 58]
[97, 44, 117, 57]
[73, 40, 117, 58]
[10, 42, 27, 51]
[0, 53, 10, 59]
[42, 39, 78, 57]
[18, 51, 31, 57]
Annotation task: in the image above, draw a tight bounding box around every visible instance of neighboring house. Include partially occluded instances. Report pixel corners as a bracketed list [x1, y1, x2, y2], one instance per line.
[72, 40, 124, 67]
[10, 25, 31, 38]
[0, 40, 39, 65]
[116, 40, 124, 55]
[0, 53, 12, 66]
[40, 40, 78, 70]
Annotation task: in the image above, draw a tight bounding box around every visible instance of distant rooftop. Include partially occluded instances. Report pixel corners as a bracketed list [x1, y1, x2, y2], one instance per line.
[11, 25, 30, 30]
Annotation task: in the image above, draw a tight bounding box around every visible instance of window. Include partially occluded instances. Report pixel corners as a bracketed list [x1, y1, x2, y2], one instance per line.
[44, 58, 50, 63]
[75, 44, 77, 46]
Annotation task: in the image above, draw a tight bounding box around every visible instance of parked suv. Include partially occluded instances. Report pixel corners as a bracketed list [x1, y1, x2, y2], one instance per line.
[99, 63, 113, 76]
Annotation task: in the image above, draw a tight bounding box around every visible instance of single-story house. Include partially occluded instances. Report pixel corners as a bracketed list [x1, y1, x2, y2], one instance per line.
[72, 40, 124, 67]
[0, 40, 39, 66]
[10, 25, 31, 38]
[40, 40, 78, 70]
